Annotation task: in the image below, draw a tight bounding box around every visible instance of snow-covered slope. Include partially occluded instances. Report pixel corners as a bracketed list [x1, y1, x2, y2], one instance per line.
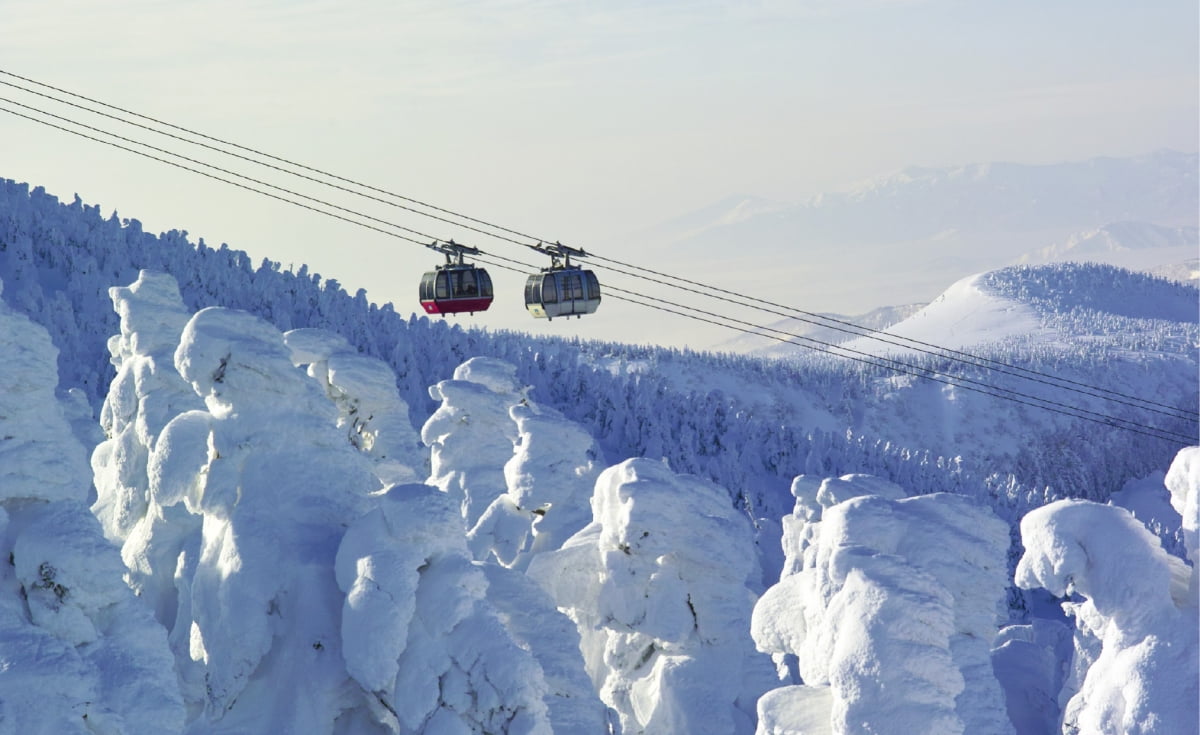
[840, 274, 1048, 355]
[842, 262, 1198, 355]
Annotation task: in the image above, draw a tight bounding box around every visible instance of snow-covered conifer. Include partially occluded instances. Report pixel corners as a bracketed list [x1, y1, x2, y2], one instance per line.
[88, 271, 205, 629]
[752, 476, 1013, 735]
[421, 357, 525, 530]
[284, 327, 425, 484]
[469, 401, 605, 568]
[151, 306, 385, 732]
[336, 484, 572, 734]
[1164, 446, 1199, 587]
[530, 458, 774, 735]
[0, 277, 184, 733]
[1016, 496, 1198, 735]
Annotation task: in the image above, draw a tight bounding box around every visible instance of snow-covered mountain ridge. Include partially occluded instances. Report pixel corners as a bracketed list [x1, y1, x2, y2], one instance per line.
[0, 176, 1197, 733]
[1017, 221, 1198, 270]
[842, 263, 1198, 357]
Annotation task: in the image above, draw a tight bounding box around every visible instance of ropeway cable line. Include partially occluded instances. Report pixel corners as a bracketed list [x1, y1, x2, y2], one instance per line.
[471, 253, 1198, 445]
[2, 66, 1193, 425]
[2, 99, 1193, 444]
[2, 75, 1196, 441]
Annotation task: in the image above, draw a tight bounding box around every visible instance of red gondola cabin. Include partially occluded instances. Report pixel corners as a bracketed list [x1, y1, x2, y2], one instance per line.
[419, 264, 494, 316]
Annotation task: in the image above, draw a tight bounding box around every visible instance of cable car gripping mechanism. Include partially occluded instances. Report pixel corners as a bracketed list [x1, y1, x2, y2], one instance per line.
[426, 239, 482, 266]
[529, 241, 589, 270]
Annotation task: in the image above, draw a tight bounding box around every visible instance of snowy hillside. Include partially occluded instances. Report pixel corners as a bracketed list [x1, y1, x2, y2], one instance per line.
[0, 178, 1197, 733]
[840, 273, 1048, 355]
[842, 263, 1199, 355]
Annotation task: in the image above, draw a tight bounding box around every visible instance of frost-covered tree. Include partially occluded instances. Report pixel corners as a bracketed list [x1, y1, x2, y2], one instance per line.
[1165, 446, 1199, 596]
[336, 483, 589, 734]
[283, 327, 425, 484]
[88, 271, 205, 630]
[1016, 490, 1198, 735]
[0, 277, 184, 733]
[421, 357, 526, 531]
[470, 400, 606, 569]
[752, 475, 1013, 735]
[148, 306, 388, 731]
[91, 291, 569, 733]
[530, 458, 775, 735]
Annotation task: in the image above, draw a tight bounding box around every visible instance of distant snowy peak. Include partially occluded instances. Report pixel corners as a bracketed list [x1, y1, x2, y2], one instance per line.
[1017, 221, 1199, 277]
[1149, 259, 1200, 288]
[701, 195, 793, 228]
[839, 262, 1199, 356]
[841, 149, 1198, 207]
[1062, 222, 1198, 253]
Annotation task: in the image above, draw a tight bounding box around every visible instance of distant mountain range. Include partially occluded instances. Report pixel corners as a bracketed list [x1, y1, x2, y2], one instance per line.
[1017, 221, 1198, 276]
[647, 150, 1197, 253]
[634, 150, 1198, 351]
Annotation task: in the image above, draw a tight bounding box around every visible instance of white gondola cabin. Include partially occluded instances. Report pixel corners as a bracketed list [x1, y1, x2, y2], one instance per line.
[523, 242, 601, 320]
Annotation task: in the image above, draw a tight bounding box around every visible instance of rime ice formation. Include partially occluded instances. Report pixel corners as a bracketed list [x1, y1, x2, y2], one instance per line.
[1165, 446, 1199, 594]
[422, 356, 527, 530]
[752, 474, 1013, 735]
[0, 277, 185, 733]
[500, 404, 604, 561]
[480, 563, 614, 732]
[147, 306, 385, 732]
[1016, 490, 1199, 735]
[91, 270, 200, 541]
[86, 275, 568, 733]
[284, 327, 425, 485]
[336, 484, 575, 734]
[530, 458, 775, 735]
[88, 271, 205, 633]
[469, 399, 606, 569]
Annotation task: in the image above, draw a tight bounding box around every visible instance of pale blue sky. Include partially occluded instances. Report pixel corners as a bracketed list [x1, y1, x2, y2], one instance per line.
[1, 0, 1196, 344]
